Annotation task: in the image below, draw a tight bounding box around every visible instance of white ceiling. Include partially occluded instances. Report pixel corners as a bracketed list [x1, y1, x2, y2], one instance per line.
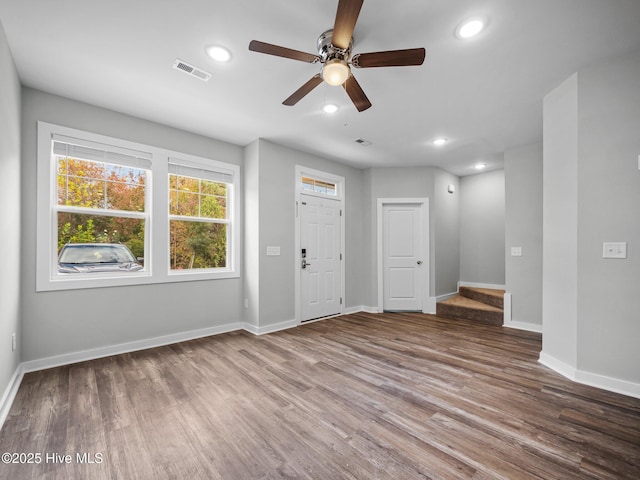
[1, 0, 640, 176]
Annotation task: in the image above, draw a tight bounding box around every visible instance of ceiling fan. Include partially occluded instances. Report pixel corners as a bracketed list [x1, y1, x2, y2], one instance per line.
[248, 0, 426, 112]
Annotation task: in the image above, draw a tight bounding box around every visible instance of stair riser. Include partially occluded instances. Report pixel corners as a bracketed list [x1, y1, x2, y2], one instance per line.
[436, 304, 503, 326]
[459, 287, 504, 309]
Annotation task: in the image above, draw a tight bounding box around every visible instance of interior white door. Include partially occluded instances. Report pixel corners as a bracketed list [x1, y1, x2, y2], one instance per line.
[382, 203, 424, 311]
[300, 195, 342, 321]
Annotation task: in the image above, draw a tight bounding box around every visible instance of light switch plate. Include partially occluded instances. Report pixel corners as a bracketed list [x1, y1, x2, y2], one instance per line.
[511, 246, 523, 257]
[266, 246, 280, 256]
[603, 242, 627, 259]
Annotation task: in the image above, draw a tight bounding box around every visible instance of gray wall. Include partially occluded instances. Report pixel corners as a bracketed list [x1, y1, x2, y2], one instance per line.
[434, 170, 460, 296]
[243, 140, 260, 328]
[367, 167, 436, 305]
[542, 50, 640, 386]
[576, 51, 640, 382]
[0, 20, 21, 406]
[505, 143, 543, 327]
[366, 166, 461, 303]
[542, 74, 579, 368]
[246, 139, 366, 327]
[459, 169, 506, 286]
[21, 89, 245, 361]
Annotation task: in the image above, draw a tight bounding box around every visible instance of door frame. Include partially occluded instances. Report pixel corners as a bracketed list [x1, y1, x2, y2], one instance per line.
[294, 166, 345, 324]
[377, 198, 431, 313]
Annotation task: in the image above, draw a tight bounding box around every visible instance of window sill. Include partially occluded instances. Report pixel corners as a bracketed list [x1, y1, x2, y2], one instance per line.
[37, 270, 240, 292]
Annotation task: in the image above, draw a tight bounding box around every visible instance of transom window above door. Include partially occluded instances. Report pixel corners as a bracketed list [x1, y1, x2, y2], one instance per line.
[301, 176, 337, 196]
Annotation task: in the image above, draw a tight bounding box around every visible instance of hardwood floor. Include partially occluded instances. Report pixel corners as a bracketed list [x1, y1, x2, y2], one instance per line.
[1, 312, 639, 479]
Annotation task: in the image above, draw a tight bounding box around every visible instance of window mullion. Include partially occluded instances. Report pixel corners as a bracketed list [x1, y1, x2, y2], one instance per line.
[56, 204, 147, 220]
[168, 214, 228, 224]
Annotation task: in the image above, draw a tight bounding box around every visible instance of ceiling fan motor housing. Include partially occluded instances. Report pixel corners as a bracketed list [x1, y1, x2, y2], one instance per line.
[317, 29, 353, 62]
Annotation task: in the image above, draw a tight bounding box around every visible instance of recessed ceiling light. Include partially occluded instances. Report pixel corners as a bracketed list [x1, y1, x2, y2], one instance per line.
[433, 137, 448, 146]
[475, 163, 487, 170]
[456, 18, 486, 39]
[323, 104, 338, 114]
[206, 45, 231, 62]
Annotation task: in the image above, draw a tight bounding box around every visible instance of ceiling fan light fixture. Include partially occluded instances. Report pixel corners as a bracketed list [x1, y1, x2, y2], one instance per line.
[475, 163, 488, 170]
[456, 18, 486, 39]
[206, 45, 231, 62]
[433, 137, 448, 146]
[323, 59, 350, 86]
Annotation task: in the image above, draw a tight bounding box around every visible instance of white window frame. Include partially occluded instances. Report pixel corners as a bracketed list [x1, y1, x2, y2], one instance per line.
[36, 122, 240, 291]
[167, 155, 237, 277]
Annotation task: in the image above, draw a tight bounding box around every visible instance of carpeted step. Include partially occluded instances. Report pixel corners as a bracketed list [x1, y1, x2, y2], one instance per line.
[459, 286, 505, 309]
[436, 295, 503, 326]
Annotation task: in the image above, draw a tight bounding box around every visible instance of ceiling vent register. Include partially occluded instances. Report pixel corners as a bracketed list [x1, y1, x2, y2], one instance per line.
[172, 59, 212, 82]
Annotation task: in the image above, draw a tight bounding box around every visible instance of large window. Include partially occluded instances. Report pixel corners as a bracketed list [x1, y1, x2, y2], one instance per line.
[37, 122, 240, 291]
[55, 138, 149, 274]
[168, 161, 232, 272]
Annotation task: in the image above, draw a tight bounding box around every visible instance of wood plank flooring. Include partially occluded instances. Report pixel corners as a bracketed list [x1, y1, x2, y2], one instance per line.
[1, 312, 639, 479]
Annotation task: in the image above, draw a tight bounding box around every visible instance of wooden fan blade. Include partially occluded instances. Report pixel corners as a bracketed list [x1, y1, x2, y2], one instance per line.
[283, 74, 323, 106]
[332, 0, 364, 50]
[342, 74, 371, 112]
[352, 48, 426, 68]
[249, 40, 320, 63]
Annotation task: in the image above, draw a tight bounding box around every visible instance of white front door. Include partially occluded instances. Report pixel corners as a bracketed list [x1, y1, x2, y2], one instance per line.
[382, 203, 424, 311]
[300, 195, 342, 321]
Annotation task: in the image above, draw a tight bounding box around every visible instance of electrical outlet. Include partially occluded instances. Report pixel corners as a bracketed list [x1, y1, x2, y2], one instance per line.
[511, 246, 523, 257]
[266, 246, 280, 256]
[12, 333, 16, 352]
[603, 242, 627, 259]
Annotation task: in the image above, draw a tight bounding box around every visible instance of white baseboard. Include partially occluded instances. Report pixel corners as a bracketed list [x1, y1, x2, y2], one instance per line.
[503, 321, 543, 333]
[539, 351, 578, 379]
[0, 365, 24, 430]
[344, 305, 363, 315]
[502, 293, 543, 333]
[363, 305, 380, 314]
[344, 305, 379, 314]
[244, 319, 298, 335]
[539, 351, 640, 399]
[436, 292, 458, 302]
[21, 322, 244, 374]
[575, 369, 640, 399]
[458, 281, 506, 290]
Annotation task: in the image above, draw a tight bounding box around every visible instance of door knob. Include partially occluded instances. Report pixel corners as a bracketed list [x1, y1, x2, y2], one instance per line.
[302, 258, 312, 269]
[417, 260, 423, 265]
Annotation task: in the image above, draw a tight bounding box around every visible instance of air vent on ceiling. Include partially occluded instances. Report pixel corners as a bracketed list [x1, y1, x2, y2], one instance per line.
[173, 59, 212, 82]
[354, 138, 372, 147]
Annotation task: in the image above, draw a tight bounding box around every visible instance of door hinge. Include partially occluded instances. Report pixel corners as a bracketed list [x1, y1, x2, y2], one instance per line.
[340, 209, 342, 216]
[340, 297, 343, 305]
[340, 253, 342, 260]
